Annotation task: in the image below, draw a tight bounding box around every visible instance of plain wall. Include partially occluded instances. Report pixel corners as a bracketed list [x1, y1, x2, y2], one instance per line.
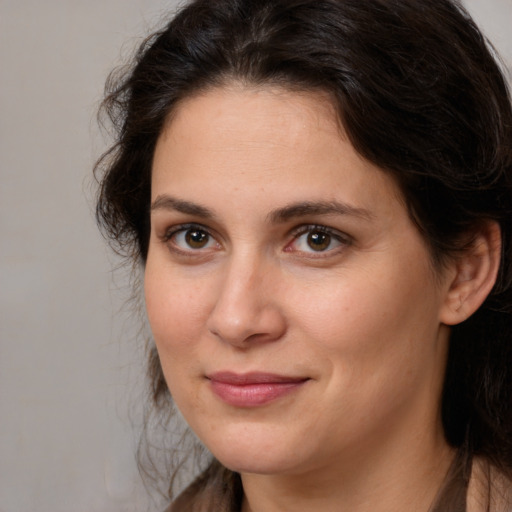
[0, 1, 510, 511]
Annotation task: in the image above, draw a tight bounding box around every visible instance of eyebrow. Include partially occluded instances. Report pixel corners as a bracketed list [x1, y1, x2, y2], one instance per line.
[151, 195, 216, 218]
[268, 200, 374, 223]
[150, 194, 373, 223]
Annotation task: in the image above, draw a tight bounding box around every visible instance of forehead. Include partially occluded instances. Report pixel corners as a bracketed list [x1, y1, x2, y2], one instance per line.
[151, 85, 405, 220]
[160, 84, 342, 160]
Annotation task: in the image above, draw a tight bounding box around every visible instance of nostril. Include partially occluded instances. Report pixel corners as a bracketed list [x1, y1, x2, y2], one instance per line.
[207, 303, 287, 348]
[205, 259, 286, 346]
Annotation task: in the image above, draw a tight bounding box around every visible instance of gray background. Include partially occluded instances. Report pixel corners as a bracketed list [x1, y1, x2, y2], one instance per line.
[1, 1, 511, 511]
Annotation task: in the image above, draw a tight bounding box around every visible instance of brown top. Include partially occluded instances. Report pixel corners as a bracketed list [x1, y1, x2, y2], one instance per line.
[168, 460, 242, 512]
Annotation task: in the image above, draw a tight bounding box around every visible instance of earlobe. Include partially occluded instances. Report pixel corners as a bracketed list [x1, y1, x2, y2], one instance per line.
[440, 221, 501, 326]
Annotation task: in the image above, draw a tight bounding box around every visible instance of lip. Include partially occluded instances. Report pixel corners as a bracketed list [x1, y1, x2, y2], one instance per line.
[207, 372, 309, 407]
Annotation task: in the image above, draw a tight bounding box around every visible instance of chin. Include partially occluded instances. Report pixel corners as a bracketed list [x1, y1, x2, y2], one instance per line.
[203, 424, 308, 476]
[217, 452, 297, 476]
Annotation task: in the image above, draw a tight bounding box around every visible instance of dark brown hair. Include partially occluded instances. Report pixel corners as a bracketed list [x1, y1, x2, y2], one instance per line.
[96, 0, 512, 507]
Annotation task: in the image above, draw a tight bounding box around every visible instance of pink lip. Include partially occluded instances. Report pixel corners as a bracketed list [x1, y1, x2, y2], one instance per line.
[207, 372, 309, 407]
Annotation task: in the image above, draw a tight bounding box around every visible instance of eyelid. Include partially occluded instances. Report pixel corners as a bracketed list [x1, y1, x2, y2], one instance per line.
[159, 222, 222, 253]
[286, 224, 352, 254]
[290, 223, 350, 239]
[160, 222, 204, 240]
[157, 221, 351, 257]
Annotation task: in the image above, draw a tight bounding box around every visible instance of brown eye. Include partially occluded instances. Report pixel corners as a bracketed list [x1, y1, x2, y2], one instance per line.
[307, 231, 331, 251]
[166, 225, 218, 252]
[184, 228, 210, 249]
[288, 225, 348, 255]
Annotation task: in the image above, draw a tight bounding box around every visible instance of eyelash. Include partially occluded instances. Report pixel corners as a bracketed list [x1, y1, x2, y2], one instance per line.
[160, 223, 351, 257]
[286, 225, 351, 256]
[161, 223, 220, 255]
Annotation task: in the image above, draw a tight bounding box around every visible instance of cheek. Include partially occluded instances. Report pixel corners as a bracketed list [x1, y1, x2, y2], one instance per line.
[144, 262, 209, 356]
[292, 258, 441, 369]
[144, 266, 208, 408]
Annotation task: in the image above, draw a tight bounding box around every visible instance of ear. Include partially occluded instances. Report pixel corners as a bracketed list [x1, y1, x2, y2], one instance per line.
[440, 221, 501, 326]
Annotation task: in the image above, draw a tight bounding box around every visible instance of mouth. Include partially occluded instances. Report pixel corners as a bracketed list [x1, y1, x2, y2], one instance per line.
[206, 371, 310, 407]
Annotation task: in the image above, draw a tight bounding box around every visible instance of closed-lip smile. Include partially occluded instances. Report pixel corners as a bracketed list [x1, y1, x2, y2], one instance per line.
[206, 371, 310, 407]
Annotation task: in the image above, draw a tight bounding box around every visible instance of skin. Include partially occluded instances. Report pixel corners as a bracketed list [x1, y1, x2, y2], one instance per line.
[145, 85, 496, 511]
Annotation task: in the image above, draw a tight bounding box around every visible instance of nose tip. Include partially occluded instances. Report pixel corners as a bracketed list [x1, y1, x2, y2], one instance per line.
[206, 266, 287, 348]
[208, 307, 287, 347]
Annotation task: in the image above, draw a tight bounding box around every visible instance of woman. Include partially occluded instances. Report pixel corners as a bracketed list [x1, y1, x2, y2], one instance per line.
[95, 0, 512, 510]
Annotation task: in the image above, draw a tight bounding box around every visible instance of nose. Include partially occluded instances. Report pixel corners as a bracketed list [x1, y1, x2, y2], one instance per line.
[206, 255, 287, 348]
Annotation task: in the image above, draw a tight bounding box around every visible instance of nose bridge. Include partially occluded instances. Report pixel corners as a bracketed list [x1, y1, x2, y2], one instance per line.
[207, 247, 285, 346]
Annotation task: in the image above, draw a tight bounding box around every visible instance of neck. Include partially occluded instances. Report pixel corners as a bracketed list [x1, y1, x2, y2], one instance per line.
[240, 424, 455, 512]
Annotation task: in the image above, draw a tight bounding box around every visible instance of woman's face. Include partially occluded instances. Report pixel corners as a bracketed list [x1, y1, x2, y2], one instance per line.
[145, 86, 454, 477]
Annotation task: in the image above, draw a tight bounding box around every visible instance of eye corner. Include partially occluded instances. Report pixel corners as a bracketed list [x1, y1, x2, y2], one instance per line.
[157, 222, 223, 257]
[285, 224, 352, 258]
